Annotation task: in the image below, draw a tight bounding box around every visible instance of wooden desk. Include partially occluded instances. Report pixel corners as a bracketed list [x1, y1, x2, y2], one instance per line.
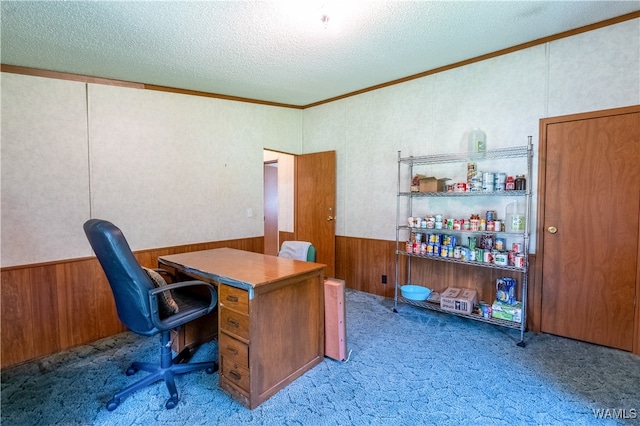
[158, 248, 325, 409]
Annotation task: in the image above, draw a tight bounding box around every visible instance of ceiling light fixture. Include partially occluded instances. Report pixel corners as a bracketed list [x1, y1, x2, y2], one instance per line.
[320, 4, 329, 29]
[320, 13, 329, 29]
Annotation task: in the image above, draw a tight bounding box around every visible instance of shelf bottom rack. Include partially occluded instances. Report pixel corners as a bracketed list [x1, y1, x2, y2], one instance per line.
[397, 295, 523, 331]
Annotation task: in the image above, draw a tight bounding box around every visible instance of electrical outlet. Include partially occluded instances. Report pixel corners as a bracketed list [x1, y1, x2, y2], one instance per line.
[381, 275, 387, 284]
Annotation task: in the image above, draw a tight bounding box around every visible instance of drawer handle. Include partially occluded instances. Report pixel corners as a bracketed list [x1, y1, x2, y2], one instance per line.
[229, 370, 242, 381]
[227, 346, 238, 355]
[227, 318, 240, 328]
[226, 295, 238, 302]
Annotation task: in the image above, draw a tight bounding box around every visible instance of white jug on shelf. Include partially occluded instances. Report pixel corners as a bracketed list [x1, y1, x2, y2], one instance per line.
[505, 201, 525, 232]
[468, 128, 486, 152]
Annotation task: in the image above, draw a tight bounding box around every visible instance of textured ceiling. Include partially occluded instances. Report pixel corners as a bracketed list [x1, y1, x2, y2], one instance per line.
[1, 1, 638, 107]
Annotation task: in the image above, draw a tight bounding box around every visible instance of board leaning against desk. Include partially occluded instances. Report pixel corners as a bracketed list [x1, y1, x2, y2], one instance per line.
[158, 248, 326, 409]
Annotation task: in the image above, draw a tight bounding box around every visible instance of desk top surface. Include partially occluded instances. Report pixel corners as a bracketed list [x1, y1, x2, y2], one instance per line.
[158, 248, 325, 288]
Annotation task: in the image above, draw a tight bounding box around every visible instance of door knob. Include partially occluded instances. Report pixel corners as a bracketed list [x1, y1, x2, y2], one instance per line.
[547, 226, 557, 234]
[327, 216, 334, 221]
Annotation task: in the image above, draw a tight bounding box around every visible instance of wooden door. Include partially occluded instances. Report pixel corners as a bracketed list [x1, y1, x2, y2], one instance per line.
[295, 151, 336, 277]
[263, 162, 279, 256]
[538, 106, 640, 352]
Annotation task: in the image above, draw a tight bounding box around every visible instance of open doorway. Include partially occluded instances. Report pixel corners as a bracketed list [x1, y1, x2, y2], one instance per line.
[263, 150, 294, 256]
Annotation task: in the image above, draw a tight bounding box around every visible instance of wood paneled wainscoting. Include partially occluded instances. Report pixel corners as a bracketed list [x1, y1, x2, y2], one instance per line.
[0, 237, 263, 369]
[335, 236, 397, 299]
[334, 236, 537, 330]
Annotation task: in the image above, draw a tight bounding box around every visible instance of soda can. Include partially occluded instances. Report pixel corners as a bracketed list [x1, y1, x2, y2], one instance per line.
[494, 173, 506, 191]
[486, 210, 497, 221]
[494, 252, 508, 266]
[483, 172, 494, 188]
[515, 254, 525, 268]
[461, 247, 470, 261]
[481, 303, 491, 319]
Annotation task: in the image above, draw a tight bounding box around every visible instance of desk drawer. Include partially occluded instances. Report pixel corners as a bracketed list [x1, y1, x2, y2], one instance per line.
[220, 307, 250, 340]
[219, 285, 249, 314]
[221, 357, 250, 392]
[219, 332, 249, 368]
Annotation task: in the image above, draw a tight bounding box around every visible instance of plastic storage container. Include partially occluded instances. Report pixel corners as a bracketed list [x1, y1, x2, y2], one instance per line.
[468, 128, 487, 152]
[505, 201, 525, 232]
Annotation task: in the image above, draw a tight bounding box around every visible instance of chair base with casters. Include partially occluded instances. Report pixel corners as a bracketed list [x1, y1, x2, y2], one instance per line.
[83, 218, 219, 411]
[107, 330, 217, 411]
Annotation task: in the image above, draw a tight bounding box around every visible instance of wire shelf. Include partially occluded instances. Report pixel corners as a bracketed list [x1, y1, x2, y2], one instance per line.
[396, 250, 526, 272]
[399, 190, 527, 197]
[399, 296, 522, 330]
[399, 145, 529, 165]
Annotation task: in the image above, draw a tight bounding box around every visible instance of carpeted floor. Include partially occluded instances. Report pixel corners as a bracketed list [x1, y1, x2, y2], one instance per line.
[2, 289, 639, 425]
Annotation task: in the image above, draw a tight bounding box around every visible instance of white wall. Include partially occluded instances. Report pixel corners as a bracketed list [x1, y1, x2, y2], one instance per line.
[302, 18, 640, 252]
[1, 75, 90, 266]
[1, 77, 302, 267]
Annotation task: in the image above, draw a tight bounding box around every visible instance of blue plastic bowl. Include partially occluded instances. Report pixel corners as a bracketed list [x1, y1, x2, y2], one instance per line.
[401, 285, 432, 301]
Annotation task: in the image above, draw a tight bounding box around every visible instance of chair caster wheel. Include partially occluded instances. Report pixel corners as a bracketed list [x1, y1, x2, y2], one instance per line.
[165, 396, 178, 410]
[206, 363, 218, 374]
[106, 398, 120, 411]
[126, 366, 138, 376]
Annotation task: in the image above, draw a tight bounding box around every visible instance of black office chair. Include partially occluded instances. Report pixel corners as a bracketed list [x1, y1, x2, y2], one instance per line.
[83, 219, 218, 411]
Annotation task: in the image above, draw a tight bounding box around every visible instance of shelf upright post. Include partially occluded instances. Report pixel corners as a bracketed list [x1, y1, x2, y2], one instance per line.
[394, 151, 402, 312]
[517, 135, 534, 347]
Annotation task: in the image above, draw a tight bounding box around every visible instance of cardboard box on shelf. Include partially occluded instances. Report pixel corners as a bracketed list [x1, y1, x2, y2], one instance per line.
[419, 177, 449, 193]
[491, 300, 523, 323]
[440, 287, 477, 315]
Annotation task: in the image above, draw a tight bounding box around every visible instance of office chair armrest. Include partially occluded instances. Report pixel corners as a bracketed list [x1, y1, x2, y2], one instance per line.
[148, 281, 217, 331]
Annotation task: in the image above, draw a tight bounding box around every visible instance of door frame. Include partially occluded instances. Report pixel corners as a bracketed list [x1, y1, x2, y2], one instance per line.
[263, 160, 279, 256]
[534, 105, 640, 354]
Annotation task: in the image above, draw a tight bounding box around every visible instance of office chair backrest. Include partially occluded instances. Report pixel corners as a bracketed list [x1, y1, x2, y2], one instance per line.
[306, 245, 316, 262]
[83, 219, 158, 336]
[279, 241, 316, 262]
